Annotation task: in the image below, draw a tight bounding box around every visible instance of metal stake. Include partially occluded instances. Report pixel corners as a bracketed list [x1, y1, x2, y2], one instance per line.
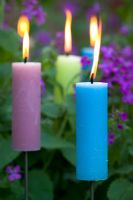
[25, 152, 28, 200]
[90, 181, 94, 200]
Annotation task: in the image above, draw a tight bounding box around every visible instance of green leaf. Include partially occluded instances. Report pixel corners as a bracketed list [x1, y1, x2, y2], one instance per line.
[0, 63, 11, 78]
[128, 145, 133, 155]
[0, 136, 20, 170]
[41, 131, 74, 149]
[107, 178, 133, 200]
[66, 95, 76, 132]
[10, 182, 24, 200]
[42, 101, 65, 119]
[0, 0, 5, 25]
[61, 147, 76, 166]
[0, 29, 19, 55]
[29, 170, 53, 200]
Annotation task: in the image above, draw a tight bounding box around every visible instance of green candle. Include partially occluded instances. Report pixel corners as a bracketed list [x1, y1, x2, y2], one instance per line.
[55, 55, 81, 103]
[55, 10, 81, 103]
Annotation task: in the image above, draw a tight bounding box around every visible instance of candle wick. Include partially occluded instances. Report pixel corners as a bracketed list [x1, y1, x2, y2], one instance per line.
[24, 57, 27, 63]
[65, 52, 70, 56]
[90, 73, 94, 84]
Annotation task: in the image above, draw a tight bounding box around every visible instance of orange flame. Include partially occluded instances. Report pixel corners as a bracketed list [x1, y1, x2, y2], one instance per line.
[89, 16, 99, 48]
[64, 10, 72, 54]
[90, 19, 102, 80]
[23, 31, 30, 59]
[17, 16, 30, 38]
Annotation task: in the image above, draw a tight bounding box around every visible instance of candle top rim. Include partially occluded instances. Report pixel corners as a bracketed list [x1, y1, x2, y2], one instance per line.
[58, 54, 81, 59]
[76, 82, 108, 87]
[81, 47, 94, 51]
[12, 62, 41, 66]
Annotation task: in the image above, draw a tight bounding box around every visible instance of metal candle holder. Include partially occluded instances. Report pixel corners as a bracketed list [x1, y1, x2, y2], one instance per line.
[24, 152, 28, 200]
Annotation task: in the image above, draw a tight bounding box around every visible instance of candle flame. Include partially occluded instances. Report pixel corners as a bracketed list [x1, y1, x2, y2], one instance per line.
[90, 19, 102, 80]
[23, 31, 29, 60]
[90, 16, 99, 48]
[64, 9, 72, 54]
[17, 15, 30, 38]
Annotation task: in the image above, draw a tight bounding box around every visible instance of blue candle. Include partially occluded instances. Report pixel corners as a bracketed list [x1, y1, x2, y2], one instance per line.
[81, 47, 94, 58]
[76, 82, 108, 180]
[81, 15, 99, 80]
[81, 47, 93, 81]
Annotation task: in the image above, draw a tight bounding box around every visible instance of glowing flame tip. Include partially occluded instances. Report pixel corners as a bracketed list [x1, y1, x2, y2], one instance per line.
[90, 18, 102, 80]
[64, 9, 72, 54]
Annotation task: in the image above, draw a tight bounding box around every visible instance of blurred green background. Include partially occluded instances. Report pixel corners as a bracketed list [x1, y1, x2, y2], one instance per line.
[1, 0, 133, 200]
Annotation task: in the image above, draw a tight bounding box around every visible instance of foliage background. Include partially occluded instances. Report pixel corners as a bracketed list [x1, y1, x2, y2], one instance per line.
[0, 0, 133, 199]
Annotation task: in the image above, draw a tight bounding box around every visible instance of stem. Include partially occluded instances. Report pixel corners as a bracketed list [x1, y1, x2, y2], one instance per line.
[25, 152, 28, 200]
[90, 181, 94, 200]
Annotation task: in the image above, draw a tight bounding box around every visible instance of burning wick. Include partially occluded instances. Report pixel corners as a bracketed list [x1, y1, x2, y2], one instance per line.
[24, 57, 27, 63]
[90, 73, 94, 84]
[65, 52, 70, 56]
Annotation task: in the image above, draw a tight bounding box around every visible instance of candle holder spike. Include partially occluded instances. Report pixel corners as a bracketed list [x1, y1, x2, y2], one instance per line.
[90, 181, 94, 200]
[24, 151, 29, 200]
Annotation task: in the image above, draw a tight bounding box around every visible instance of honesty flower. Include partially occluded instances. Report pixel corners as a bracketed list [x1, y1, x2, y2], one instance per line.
[100, 44, 133, 105]
[21, 0, 46, 25]
[117, 124, 123, 130]
[108, 133, 116, 145]
[41, 79, 46, 96]
[61, 0, 79, 16]
[119, 112, 128, 121]
[6, 165, 22, 182]
[87, 2, 101, 18]
[55, 32, 64, 53]
[119, 25, 129, 35]
[34, 6, 47, 25]
[81, 56, 91, 68]
[37, 31, 51, 45]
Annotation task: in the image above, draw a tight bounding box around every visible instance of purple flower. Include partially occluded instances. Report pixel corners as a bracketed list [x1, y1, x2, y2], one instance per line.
[119, 112, 128, 121]
[87, 2, 101, 18]
[61, 0, 79, 15]
[81, 56, 91, 68]
[41, 80, 46, 96]
[108, 133, 116, 145]
[2, 21, 9, 29]
[23, 0, 38, 6]
[21, 1, 46, 25]
[34, 6, 46, 25]
[101, 45, 116, 59]
[37, 31, 51, 45]
[21, 7, 35, 20]
[100, 44, 133, 105]
[107, 14, 120, 30]
[6, 165, 22, 182]
[119, 25, 129, 35]
[117, 124, 123, 130]
[55, 32, 64, 53]
[5, 3, 12, 12]
[121, 47, 133, 57]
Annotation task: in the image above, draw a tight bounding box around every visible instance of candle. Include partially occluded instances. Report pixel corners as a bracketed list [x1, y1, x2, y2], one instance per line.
[76, 19, 108, 180]
[55, 10, 81, 103]
[81, 16, 99, 80]
[12, 16, 41, 151]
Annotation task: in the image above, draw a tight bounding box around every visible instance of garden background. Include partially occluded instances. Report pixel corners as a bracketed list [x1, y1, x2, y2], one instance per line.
[0, 0, 133, 199]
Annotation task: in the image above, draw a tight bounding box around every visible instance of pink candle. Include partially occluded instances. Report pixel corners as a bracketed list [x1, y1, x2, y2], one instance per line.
[12, 62, 41, 151]
[12, 16, 41, 151]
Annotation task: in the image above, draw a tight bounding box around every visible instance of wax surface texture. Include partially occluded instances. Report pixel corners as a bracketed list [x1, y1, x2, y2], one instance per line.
[12, 62, 41, 151]
[55, 55, 81, 103]
[76, 82, 108, 180]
